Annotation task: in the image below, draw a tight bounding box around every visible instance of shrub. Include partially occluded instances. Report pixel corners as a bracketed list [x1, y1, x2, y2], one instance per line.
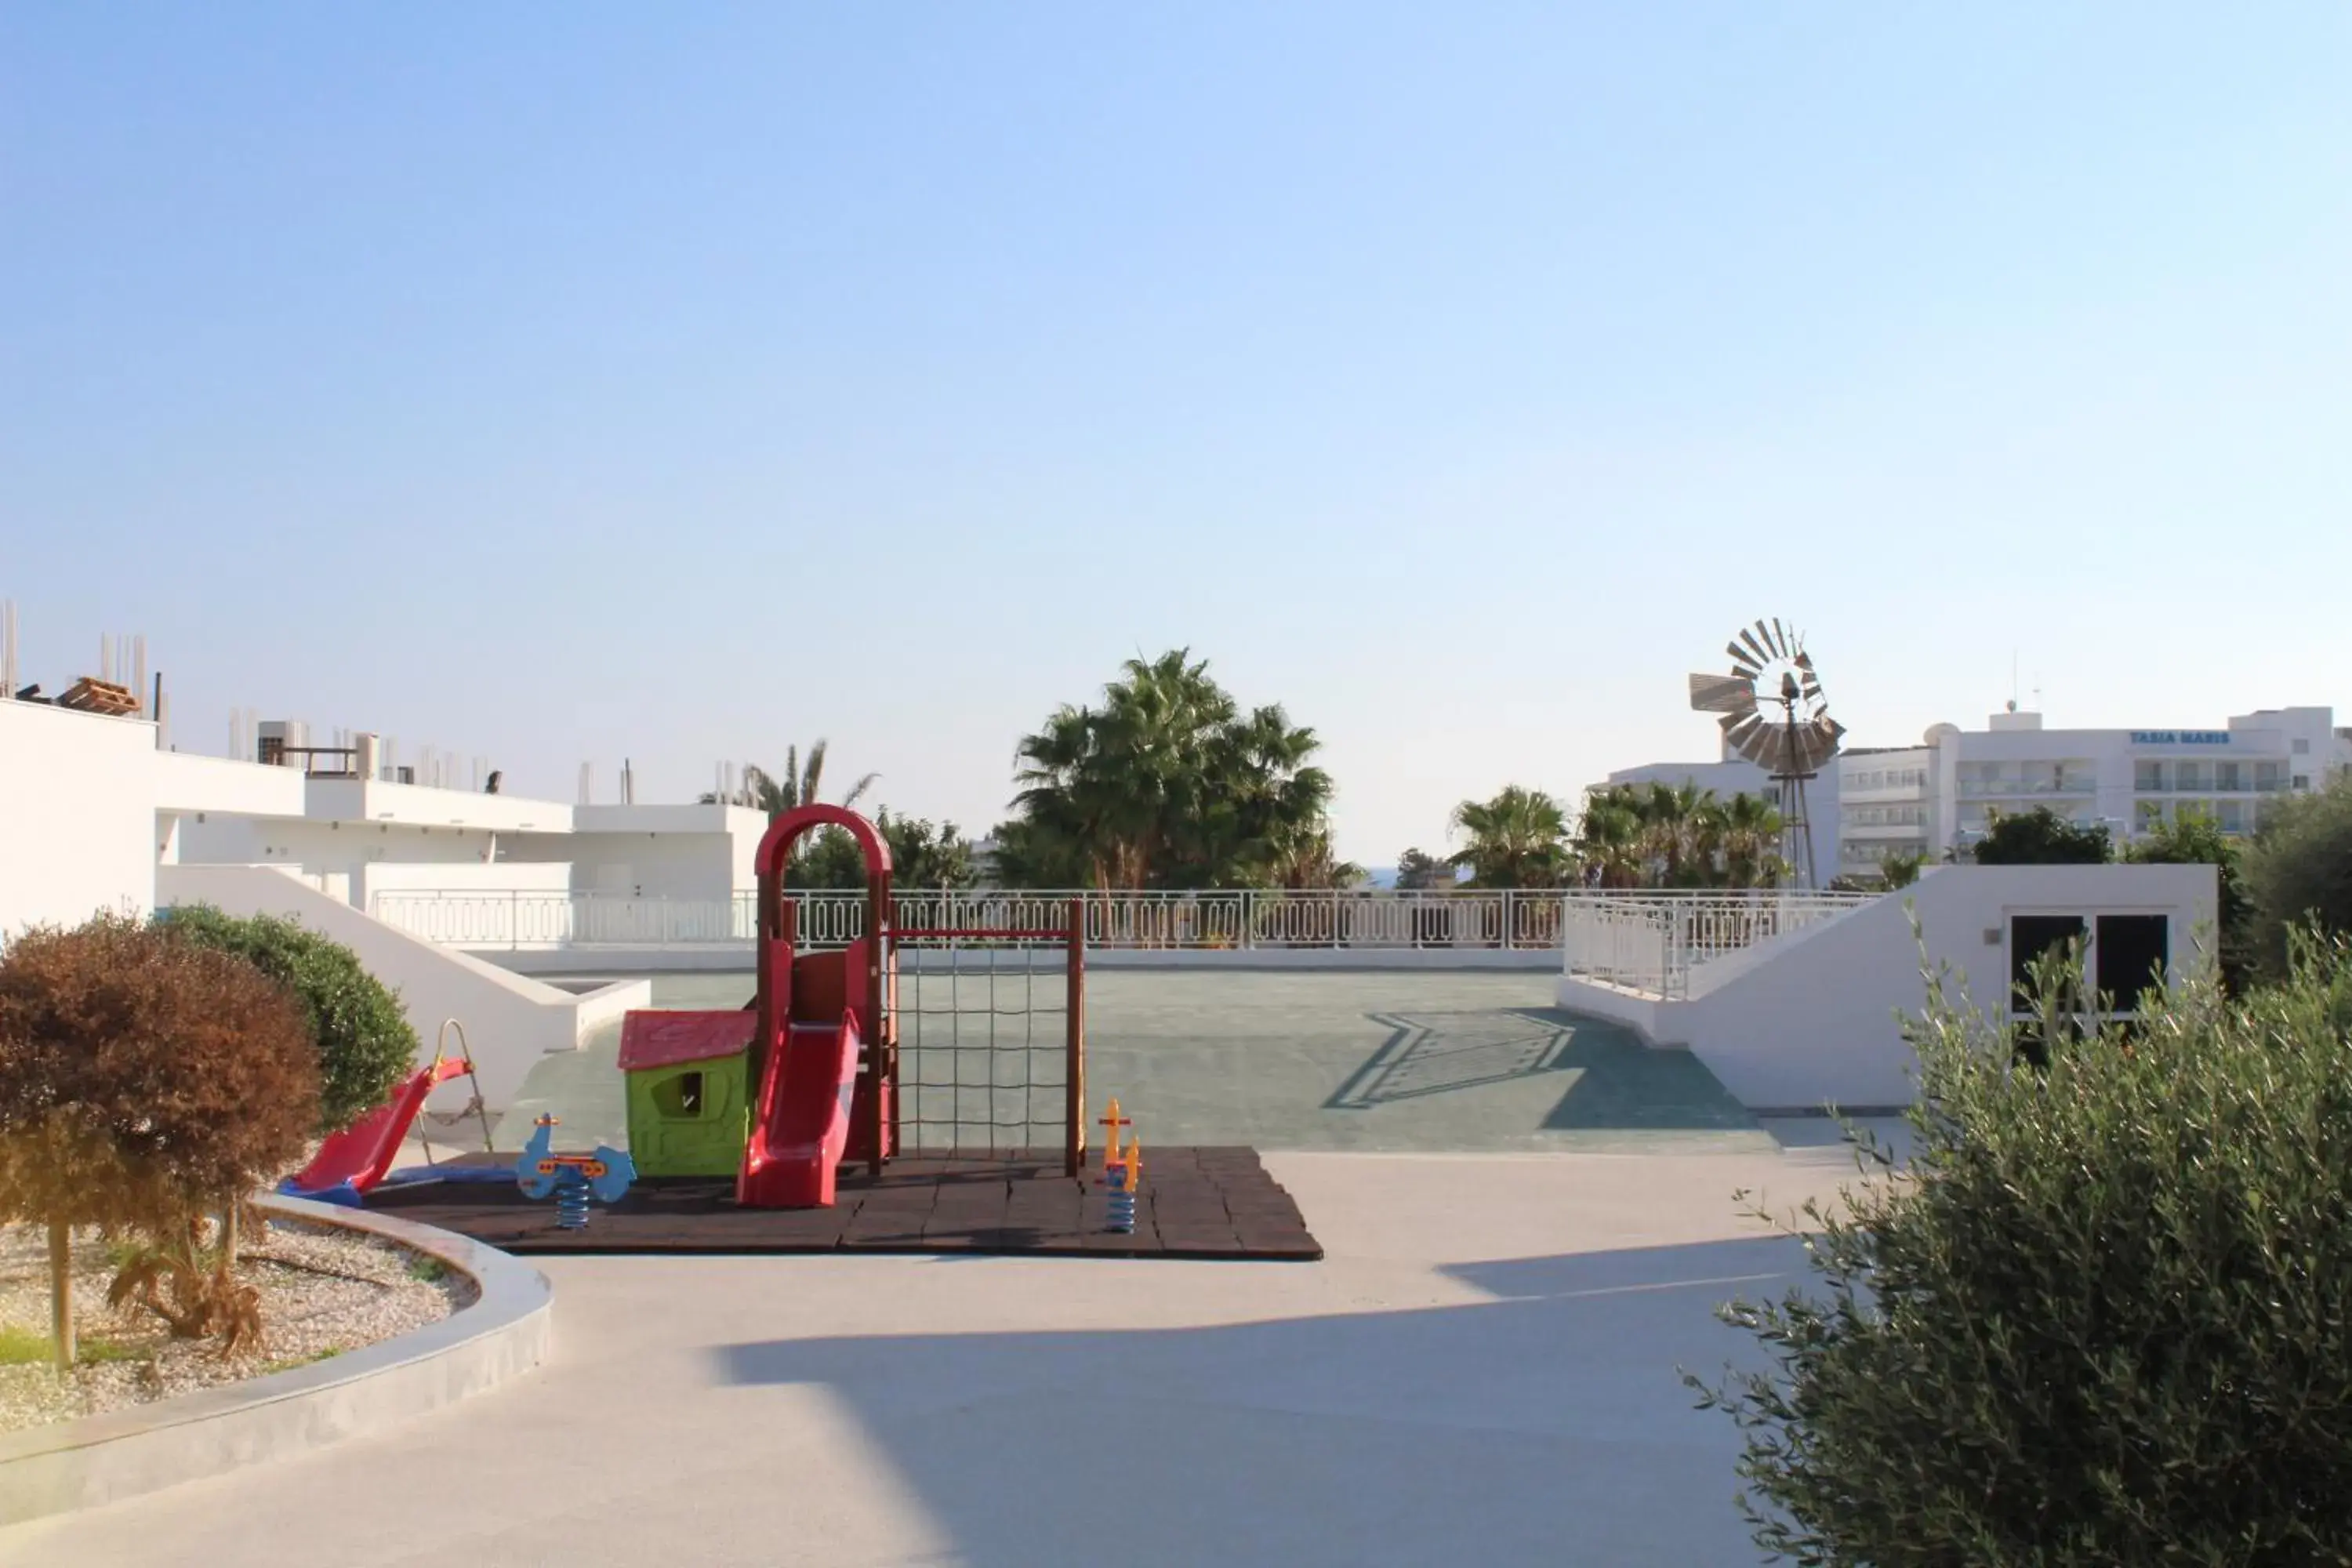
[1692, 935, 2352, 1563]
[158, 905, 416, 1132]
[1971, 804, 2113, 865]
[2242, 774, 2352, 980]
[0, 915, 320, 1359]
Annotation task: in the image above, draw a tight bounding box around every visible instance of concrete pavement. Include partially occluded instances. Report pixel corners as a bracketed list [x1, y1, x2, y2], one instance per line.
[0, 1141, 1888, 1568]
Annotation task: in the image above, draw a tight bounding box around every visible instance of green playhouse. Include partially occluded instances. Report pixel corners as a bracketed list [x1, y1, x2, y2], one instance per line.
[619, 1009, 757, 1178]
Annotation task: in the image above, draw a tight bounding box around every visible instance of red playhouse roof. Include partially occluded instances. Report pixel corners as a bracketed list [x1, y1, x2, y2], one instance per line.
[617, 1009, 756, 1073]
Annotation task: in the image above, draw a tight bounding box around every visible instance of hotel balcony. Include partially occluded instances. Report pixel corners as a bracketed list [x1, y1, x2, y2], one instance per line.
[1955, 779, 2097, 798]
[2132, 777, 2292, 794]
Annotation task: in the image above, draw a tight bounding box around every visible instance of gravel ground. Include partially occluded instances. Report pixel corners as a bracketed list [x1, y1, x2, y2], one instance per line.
[0, 1218, 475, 1434]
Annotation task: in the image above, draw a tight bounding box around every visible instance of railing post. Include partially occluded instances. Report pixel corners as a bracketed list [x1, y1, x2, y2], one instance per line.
[1065, 898, 1085, 1178]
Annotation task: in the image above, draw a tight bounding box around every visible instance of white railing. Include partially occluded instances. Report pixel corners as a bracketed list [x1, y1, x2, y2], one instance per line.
[1558, 890, 1879, 1000]
[366, 887, 1595, 953]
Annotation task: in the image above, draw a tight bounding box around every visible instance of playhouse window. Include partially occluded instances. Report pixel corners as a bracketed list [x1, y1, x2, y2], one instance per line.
[653, 1071, 706, 1119]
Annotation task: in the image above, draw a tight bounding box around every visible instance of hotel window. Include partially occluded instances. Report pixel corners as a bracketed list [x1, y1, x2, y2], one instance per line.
[2293, 739, 2310, 754]
[2216, 762, 2242, 791]
[2295, 775, 2311, 791]
[2256, 761, 2285, 789]
[2135, 760, 2165, 792]
[2175, 761, 2207, 791]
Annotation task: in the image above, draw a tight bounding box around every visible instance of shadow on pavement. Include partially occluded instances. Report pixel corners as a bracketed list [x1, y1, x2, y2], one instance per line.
[1323, 1010, 1579, 1109]
[709, 1236, 1807, 1567]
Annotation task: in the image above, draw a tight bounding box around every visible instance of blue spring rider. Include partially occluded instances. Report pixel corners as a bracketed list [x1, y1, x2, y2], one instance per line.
[514, 1115, 636, 1230]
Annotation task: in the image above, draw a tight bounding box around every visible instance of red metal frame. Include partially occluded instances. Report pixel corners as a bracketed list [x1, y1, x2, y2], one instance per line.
[753, 806, 895, 1180]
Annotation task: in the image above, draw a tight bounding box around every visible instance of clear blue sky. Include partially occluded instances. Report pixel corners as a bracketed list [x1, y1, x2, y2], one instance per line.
[5, 6, 2347, 862]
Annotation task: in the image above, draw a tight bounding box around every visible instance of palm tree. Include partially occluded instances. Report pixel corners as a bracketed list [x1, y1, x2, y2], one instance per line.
[1878, 848, 1925, 888]
[1576, 787, 1649, 888]
[700, 740, 879, 815]
[1717, 791, 1787, 890]
[1446, 786, 1576, 888]
[1004, 649, 1335, 889]
[1635, 781, 1713, 886]
[1266, 825, 1366, 890]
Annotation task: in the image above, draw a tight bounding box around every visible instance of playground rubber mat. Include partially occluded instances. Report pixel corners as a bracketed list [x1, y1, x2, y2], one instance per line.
[365, 1146, 1322, 1261]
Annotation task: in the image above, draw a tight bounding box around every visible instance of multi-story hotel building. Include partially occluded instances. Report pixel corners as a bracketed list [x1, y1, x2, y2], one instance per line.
[1599, 705, 2350, 882]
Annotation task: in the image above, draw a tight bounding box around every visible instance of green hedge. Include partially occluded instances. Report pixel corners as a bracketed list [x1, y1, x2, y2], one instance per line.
[157, 906, 417, 1134]
[1693, 937, 2352, 1564]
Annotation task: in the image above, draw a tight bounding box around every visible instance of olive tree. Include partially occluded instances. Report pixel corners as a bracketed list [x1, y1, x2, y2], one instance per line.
[1692, 936, 2352, 1563]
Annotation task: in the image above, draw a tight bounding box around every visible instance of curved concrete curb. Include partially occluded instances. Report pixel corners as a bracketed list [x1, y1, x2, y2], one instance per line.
[0, 1195, 551, 1525]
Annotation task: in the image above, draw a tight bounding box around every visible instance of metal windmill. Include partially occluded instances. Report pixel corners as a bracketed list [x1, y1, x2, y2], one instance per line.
[1687, 619, 1845, 888]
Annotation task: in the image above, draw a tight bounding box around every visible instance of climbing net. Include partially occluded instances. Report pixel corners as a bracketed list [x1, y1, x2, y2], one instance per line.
[893, 921, 1085, 1172]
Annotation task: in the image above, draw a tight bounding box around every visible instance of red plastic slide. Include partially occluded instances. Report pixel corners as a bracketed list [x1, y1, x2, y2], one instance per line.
[283, 1056, 477, 1199]
[736, 1014, 862, 1209]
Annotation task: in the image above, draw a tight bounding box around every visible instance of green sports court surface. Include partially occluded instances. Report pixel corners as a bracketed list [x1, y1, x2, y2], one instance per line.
[488, 970, 1776, 1157]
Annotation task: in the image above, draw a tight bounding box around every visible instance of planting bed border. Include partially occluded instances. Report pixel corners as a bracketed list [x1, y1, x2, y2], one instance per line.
[0, 1194, 550, 1526]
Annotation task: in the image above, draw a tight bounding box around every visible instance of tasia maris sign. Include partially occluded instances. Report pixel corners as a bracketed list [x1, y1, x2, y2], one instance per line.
[2129, 731, 2231, 746]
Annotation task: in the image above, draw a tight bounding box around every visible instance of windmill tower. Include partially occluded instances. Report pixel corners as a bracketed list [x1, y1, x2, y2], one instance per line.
[1687, 619, 1846, 888]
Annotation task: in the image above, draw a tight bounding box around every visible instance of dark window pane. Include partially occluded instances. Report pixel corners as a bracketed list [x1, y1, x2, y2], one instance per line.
[2096, 915, 2169, 1012]
[2011, 915, 2087, 1014]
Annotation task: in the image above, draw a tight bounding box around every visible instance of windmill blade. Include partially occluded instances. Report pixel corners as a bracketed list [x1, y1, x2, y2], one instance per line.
[1737, 626, 1772, 666]
[1689, 673, 1757, 715]
[1726, 719, 1777, 768]
[1727, 643, 1762, 679]
[1795, 717, 1846, 772]
[1798, 669, 1824, 702]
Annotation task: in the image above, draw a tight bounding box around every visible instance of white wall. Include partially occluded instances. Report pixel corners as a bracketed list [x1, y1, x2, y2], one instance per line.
[176, 816, 592, 907]
[357, 860, 575, 899]
[563, 830, 750, 900]
[157, 863, 650, 1111]
[573, 804, 768, 896]
[0, 702, 158, 941]
[1559, 864, 2219, 1112]
[151, 750, 307, 817]
[169, 789, 768, 904]
[303, 778, 574, 834]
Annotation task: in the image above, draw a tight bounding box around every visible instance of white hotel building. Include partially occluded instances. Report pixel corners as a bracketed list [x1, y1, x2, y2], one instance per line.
[1599, 705, 2352, 880]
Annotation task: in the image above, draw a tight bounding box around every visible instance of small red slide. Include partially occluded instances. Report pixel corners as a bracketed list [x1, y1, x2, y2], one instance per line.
[281, 1055, 480, 1202]
[736, 1014, 862, 1209]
